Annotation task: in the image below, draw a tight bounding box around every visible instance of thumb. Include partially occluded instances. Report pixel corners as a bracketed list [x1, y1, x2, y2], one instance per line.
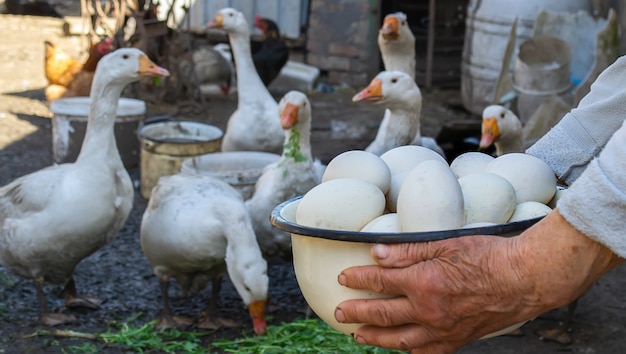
[372, 241, 439, 268]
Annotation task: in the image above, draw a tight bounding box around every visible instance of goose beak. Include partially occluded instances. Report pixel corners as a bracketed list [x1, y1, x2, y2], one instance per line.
[380, 16, 400, 40]
[207, 13, 224, 28]
[248, 299, 267, 335]
[138, 55, 170, 77]
[352, 79, 383, 102]
[280, 102, 299, 129]
[479, 117, 499, 149]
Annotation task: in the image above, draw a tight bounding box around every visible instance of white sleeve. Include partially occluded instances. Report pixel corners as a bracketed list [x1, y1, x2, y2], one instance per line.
[557, 119, 626, 258]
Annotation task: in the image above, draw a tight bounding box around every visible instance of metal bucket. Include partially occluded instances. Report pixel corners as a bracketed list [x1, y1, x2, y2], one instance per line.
[461, 0, 590, 115]
[139, 121, 223, 199]
[513, 35, 573, 123]
[180, 151, 281, 199]
[49, 97, 146, 168]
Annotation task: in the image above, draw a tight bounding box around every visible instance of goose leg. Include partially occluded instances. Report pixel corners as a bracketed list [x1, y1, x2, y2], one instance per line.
[197, 274, 240, 329]
[64, 277, 101, 309]
[35, 276, 76, 326]
[155, 275, 193, 330]
[537, 299, 578, 344]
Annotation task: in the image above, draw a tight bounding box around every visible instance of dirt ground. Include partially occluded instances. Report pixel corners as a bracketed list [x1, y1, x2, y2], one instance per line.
[1, 9, 626, 354]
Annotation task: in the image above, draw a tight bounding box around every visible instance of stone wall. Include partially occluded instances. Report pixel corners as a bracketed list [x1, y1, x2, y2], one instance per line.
[306, 0, 381, 87]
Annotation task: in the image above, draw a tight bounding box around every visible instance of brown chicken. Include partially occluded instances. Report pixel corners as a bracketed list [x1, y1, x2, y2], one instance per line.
[44, 37, 114, 101]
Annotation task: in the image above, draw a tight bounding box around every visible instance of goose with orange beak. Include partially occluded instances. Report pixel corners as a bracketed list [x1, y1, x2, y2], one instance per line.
[246, 90, 321, 259]
[479, 105, 524, 156]
[353, 71, 445, 157]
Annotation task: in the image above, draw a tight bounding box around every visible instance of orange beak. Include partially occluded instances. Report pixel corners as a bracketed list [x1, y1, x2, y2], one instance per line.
[138, 55, 170, 77]
[248, 299, 267, 335]
[207, 13, 224, 28]
[380, 16, 400, 40]
[352, 79, 383, 102]
[280, 102, 299, 129]
[479, 117, 500, 149]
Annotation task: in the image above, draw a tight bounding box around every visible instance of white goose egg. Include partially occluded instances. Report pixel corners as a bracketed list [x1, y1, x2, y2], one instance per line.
[508, 201, 552, 222]
[380, 145, 447, 176]
[485, 153, 556, 204]
[458, 172, 517, 225]
[450, 151, 495, 179]
[397, 159, 464, 232]
[361, 213, 401, 233]
[322, 150, 391, 194]
[296, 178, 385, 231]
[386, 171, 409, 212]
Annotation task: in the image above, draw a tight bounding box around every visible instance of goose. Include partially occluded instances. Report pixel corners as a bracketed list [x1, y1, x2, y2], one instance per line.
[140, 174, 268, 334]
[353, 70, 445, 158]
[245, 91, 320, 259]
[479, 104, 524, 156]
[208, 7, 283, 154]
[378, 12, 415, 78]
[377, 12, 432, 148]
[0, 48, 169, 326]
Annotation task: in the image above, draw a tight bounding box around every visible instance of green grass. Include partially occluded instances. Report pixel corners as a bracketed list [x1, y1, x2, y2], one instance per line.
[60, 317, 405, 354]
[207, 318, 405, 354]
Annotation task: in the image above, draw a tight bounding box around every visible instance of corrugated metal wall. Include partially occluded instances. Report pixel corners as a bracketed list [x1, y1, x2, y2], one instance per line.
[160, 0, 309, 39]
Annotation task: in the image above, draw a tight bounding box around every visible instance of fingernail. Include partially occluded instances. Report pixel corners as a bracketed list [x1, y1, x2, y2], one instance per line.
[335, 308, 346, 322]
[354, 334, 367, 345]
[337, 273, 347, 286]
[373, 244, 389, 259]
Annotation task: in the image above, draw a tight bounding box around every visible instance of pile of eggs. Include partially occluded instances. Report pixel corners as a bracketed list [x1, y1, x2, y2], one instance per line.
[296, 146, 564, 233]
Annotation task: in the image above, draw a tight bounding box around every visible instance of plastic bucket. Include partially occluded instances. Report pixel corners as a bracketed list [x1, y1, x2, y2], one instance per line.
[139, 121, 223, 199]
[461, 0, 590, 115]
[180, 151, 281, 199]
[49, 97, 146, 168]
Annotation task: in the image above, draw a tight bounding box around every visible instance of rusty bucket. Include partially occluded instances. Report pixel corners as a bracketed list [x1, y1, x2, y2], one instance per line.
[138, 120, 223, 199]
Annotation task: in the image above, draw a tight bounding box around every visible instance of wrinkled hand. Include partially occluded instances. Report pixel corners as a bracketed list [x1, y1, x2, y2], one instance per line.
[334, 235, 539, 353]
[334, 210, 623, 353]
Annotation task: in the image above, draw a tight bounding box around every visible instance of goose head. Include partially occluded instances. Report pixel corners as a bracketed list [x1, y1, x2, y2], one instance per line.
[279, 90, 311, 130]
[352, 71, 421, 110]
[378, 12, 414, 44]
[208, 7, 249, 35]
[95, 48, 170, 85]
[479, 105, 523, 154]
[227, 256, 269, 335]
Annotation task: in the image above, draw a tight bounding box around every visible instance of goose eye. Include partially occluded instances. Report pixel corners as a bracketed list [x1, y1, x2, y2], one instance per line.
[122, 54, 129, 59]
[391, 78, 398, 83]
[245, 285, 251, 292]
[500, 112, 505, 119]
[401, 21, 406, 26]
[303, 102, 307, 107]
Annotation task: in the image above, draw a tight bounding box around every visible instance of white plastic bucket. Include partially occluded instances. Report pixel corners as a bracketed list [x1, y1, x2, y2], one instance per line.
[49, 97, 146, 168]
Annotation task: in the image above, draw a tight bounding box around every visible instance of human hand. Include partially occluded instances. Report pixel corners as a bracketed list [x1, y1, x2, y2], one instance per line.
[334, 211, 622, 353]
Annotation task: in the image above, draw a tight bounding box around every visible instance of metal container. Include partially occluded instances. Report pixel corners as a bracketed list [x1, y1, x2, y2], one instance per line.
[513, 35, 573, 123]
[138, 121, 223, 199]
[49, 97, 146, 168]
[461, 0, 590, 115]
[180, 151, 281, 199]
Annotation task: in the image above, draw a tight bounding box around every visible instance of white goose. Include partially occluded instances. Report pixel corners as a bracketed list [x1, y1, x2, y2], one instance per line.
[208, 7, 283, 154]
[353, 71, 445, 157]
[0, 48, 169, 326]
[377, 12, 432, 148]
[140, 174, 268, 334]
[378, 12, 415, 78]
[479, 105, 524, 156]
[245, 91, 320, 259]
